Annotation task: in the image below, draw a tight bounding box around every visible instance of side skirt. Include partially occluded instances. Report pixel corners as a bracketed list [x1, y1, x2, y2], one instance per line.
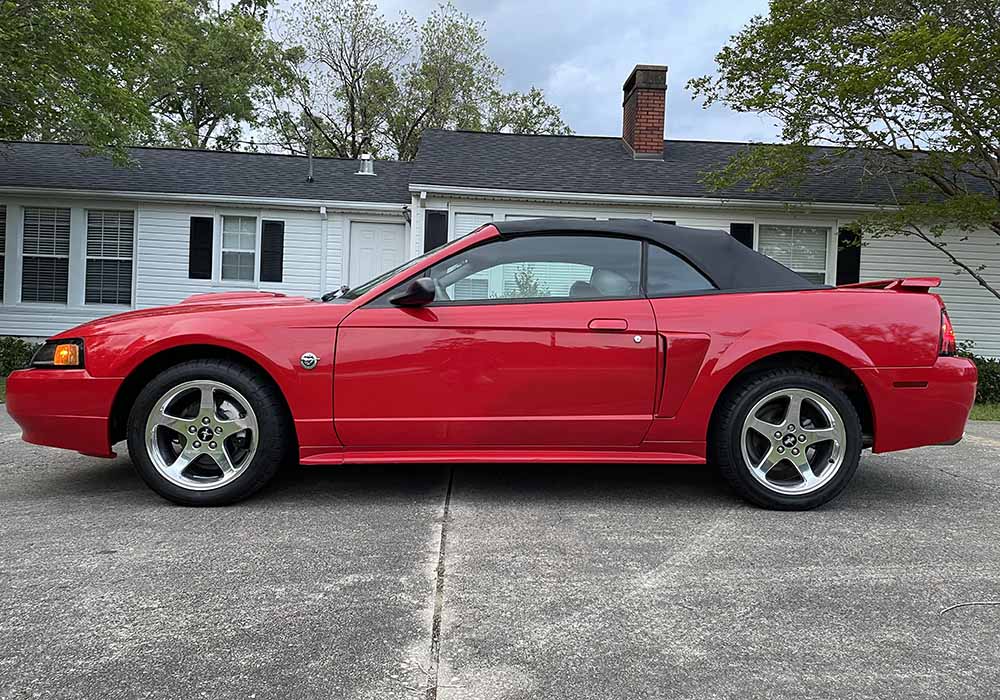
[300, 448, 706, 466]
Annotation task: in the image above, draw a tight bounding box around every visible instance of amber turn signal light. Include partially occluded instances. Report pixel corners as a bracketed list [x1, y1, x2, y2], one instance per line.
[30, 338, 84, 369]
[52, 343, 80, 366]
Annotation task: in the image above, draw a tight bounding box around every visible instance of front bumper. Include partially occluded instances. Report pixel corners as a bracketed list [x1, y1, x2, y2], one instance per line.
[6, 369, 121, 458]
[856, 356, 978, 454]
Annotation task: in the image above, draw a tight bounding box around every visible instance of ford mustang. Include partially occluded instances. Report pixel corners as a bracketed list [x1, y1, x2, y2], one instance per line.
[6, 219, 977, 509]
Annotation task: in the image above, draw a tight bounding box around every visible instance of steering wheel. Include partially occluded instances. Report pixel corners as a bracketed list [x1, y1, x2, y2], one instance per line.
[433, 278, 451, 301]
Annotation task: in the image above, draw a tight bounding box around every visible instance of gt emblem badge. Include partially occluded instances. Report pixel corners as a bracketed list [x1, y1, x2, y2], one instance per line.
[300, 352, 319, 370]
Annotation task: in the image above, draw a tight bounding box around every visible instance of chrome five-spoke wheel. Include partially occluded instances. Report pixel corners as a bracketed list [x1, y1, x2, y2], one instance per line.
[144, 379, 259, 491]
[740, 387, 847, 495]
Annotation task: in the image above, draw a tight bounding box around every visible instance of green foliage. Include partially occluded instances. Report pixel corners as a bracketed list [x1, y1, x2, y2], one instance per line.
[0, 0, 164, 162]
[959, 349, 1000, 404]
[689, 0, 1000, 299]
[502, 265, 548, 299]
[147, 0, 300, 150]
[0, 337, 41, 377]
[0, 0, 299, 156]
[271, 0, 571, 159]
[484, 87, 574, 137]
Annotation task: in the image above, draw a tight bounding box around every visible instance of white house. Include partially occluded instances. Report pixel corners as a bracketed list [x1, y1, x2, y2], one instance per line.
[0, 145, 412, 337]
[2, 64, 998, 356]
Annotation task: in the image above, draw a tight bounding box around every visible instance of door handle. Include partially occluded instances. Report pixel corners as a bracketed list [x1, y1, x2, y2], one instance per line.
[588, 318, 629, 331]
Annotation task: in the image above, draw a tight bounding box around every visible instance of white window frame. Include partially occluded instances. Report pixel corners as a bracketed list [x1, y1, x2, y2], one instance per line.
[84, 208, 135, 305]
[217, 212, 261, 285]
[753, 220, 838, 285]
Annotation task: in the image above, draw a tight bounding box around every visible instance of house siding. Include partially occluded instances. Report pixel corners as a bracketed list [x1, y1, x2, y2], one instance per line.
[0, 193, 406, 339]
[859, 228, 1000, 358]
[134, 204, 325, 308]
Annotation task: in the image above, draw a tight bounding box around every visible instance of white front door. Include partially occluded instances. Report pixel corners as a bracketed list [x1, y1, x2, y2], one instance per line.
[349, 222, 406, 286]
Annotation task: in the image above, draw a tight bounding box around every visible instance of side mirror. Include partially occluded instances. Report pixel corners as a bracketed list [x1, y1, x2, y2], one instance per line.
[389, 277, 436, 307]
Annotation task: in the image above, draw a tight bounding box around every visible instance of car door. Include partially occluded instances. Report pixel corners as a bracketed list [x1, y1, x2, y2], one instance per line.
[333, 233, 658, 449]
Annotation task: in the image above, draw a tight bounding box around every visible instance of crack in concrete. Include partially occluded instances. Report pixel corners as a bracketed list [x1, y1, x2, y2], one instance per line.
[425, 467, 455, 700]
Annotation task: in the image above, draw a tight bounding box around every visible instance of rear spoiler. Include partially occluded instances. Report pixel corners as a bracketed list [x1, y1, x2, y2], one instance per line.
[837, 277, 941, 293]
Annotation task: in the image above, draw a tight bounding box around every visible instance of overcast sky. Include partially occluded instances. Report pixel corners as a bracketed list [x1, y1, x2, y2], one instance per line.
[369, 0, 780, 142]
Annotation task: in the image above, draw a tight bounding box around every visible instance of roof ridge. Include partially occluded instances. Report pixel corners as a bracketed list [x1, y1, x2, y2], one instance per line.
[423, 128, 623, 142]
[422, 130, 859, 152]
[0, 140, 411, 166]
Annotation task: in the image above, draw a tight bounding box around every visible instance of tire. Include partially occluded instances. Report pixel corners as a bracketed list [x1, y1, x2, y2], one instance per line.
[711, 369, 862, 510]
[126, 359, 291, 506]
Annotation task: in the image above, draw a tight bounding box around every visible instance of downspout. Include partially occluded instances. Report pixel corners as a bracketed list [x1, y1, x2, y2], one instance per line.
[319, 205, 328, 296]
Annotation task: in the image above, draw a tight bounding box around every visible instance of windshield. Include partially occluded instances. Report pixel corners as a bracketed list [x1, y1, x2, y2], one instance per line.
[323, 229, 479, 301]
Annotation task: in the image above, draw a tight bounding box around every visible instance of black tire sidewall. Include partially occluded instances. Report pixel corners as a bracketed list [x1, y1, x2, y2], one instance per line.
[126, 359, 289, 506]
[716, 370, 862, 510]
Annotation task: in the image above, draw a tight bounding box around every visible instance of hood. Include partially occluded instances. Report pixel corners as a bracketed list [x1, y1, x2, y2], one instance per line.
[55, 290, 317, 338]
[177, 290, 300, 305]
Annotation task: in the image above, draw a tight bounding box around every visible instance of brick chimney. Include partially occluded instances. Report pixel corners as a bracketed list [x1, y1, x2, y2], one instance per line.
[622, 64, 667, 159]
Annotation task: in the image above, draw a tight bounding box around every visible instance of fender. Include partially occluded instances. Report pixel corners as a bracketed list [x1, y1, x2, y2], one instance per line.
[106, 322, 291, 380]
[97, 314, 342, 457]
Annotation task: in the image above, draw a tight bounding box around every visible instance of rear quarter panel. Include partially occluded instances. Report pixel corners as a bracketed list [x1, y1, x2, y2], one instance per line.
[645, 288, 942, 446]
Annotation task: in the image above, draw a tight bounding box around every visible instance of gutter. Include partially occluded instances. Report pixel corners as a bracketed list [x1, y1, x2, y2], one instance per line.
[408, 183, 896, 213]
[0, 185, 408, 213]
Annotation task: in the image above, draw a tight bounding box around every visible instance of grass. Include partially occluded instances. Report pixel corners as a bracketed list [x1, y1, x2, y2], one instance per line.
[0, 377, 5, 403]
[970, 403, 1000, 421]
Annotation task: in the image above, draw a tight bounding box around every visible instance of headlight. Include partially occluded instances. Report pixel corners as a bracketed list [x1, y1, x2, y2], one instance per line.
[31, 339, 85, 369]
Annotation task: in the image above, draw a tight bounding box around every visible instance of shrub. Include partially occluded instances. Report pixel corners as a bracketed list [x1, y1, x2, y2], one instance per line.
[958, 348, 1000, 404]
[0, 337, 42, 377]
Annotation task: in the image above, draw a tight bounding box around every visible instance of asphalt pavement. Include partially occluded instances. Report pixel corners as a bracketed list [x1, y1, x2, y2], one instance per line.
[2, 407, 999, 699]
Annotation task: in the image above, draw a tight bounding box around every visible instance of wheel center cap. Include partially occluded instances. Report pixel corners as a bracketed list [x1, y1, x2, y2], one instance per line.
[197, 427, 214, 442]
[782, 434, 798, 448]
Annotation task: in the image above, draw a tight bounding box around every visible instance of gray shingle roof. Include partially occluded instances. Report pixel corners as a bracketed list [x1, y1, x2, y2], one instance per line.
[0, 142, 411, 204]
[410, 129, 899, 206]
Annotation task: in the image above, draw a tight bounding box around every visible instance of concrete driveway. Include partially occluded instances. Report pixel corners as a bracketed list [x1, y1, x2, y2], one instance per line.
[2, 407, 999, 700]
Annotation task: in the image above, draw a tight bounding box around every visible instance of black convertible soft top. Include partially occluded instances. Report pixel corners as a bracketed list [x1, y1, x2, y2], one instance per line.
[492, 218, 821, 292]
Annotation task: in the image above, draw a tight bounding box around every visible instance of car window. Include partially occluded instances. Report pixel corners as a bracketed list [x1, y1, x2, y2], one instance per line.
[416, 235, 643, 303]
[645, 244, 715, 296]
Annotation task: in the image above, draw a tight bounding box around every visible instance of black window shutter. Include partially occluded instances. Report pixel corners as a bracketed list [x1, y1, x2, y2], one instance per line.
[188, 217, 213, 279]
[836, 227, 862, 285]
[424, 210, 448, 252]
[261, 220, 285, 283]
[729, 223, 754, 248]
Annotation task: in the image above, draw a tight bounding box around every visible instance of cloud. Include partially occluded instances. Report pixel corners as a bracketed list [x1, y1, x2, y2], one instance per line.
[280, 0, 780, 142]
[462, 0, 778, 141]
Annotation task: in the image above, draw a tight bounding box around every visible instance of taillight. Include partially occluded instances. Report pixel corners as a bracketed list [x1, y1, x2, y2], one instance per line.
[939, 310, 957, 356]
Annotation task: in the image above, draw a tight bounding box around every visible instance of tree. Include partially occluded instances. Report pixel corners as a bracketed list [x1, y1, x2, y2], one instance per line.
[0, 0, 163, 161]
[270, 0, 571, 160]
[502, 264, 548, 299]
[146, 0, 300, 150]
[688, 0, 1000, 300]
[484, 87, 574, 137]
[269, 0, 408, 158]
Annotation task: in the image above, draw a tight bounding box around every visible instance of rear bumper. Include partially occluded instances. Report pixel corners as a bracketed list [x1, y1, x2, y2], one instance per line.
[5, 369, 121, 458]
[857, 357, 978, 453]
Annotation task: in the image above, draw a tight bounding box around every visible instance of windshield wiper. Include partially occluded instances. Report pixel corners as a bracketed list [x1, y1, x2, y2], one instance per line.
[321, 285, 350, 302]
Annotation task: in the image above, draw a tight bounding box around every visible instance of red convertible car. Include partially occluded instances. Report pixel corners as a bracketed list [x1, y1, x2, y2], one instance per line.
[7, 219, 977, 509]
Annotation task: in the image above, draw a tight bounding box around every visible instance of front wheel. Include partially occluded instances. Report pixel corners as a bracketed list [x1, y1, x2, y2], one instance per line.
[126, 359, 291, 506]
[711, 369, 862, 510]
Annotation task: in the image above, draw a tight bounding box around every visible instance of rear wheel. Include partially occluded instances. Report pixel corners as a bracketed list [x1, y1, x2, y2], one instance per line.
[126, 359, 290, 506]
[712, 369, 862, 510]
